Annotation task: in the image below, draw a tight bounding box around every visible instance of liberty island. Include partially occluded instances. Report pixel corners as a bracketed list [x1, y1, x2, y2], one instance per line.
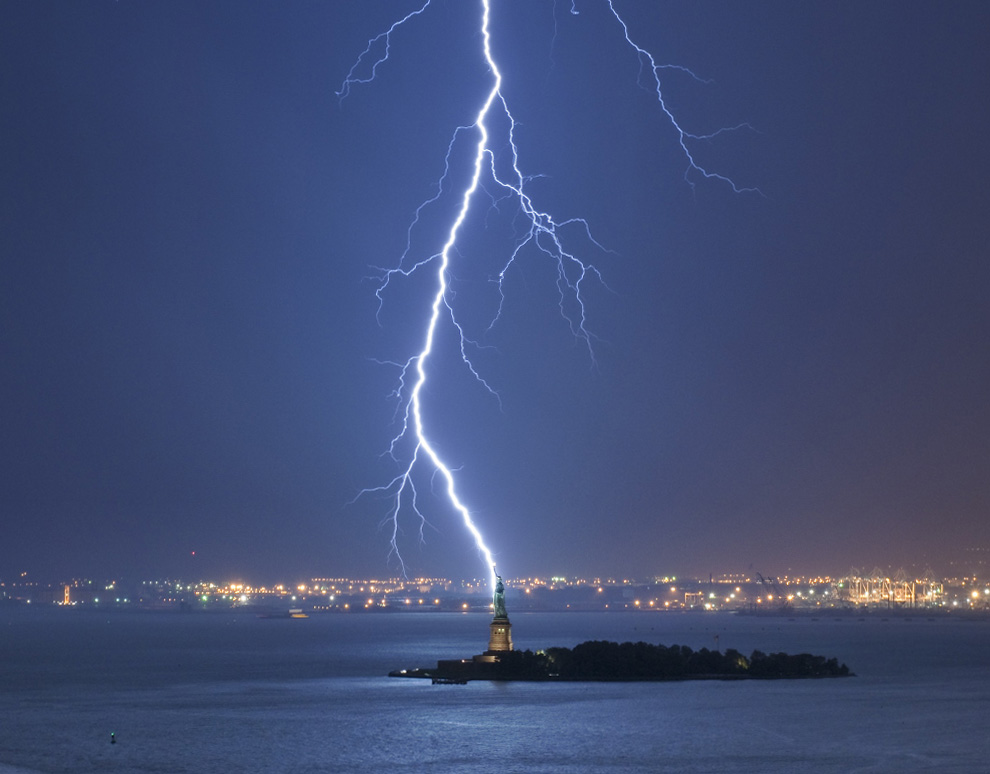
[388, 573, 852, 683]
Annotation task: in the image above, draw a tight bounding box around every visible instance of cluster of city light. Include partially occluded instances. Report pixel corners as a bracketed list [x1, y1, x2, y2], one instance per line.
[709, 574, 837, 586]
[8, 570, 990, 612]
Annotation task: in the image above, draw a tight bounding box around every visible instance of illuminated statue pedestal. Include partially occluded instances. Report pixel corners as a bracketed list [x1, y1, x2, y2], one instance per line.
[471, 616, 513, 664]
[437, 618, 512, 679]
[435, 613, 513, 676]
[487, 616, 513, 653]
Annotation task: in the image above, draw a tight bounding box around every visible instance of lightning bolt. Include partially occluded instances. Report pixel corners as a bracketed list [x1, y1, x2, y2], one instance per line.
[340, 1, 754, 591]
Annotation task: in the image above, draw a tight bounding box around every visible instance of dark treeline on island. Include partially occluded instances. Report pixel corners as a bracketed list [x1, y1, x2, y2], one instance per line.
[540, 640, 851, 680]
[391, 640, 853, 683]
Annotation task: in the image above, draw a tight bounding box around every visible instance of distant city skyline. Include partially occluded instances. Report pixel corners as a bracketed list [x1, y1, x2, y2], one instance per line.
[4, 549, 988, 591]
[6, 567, 989, 617]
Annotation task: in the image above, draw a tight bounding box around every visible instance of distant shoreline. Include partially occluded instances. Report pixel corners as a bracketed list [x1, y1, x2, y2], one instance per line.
[3, 600, 988, 620]
[390, 669, 851, 683]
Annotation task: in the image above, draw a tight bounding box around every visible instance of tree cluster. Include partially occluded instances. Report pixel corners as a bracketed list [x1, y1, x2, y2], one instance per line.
[490, 640, 850, 680]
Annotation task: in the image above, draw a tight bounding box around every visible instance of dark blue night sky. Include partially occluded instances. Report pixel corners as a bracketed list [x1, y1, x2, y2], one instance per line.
[3, 1, 989, 583]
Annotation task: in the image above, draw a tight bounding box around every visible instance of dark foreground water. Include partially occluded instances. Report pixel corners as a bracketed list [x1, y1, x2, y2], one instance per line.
[1, 608, 987, 773]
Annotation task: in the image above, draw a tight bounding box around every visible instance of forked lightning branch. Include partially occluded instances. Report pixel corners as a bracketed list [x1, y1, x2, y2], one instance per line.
[339, 0, 754, 589]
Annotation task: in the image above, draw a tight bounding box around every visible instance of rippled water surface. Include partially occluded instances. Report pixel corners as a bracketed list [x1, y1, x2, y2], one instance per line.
[1, 609, 987, 773]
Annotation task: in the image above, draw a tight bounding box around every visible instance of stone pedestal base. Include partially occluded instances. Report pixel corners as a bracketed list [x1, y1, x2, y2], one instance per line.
[487, 617, 513, 652]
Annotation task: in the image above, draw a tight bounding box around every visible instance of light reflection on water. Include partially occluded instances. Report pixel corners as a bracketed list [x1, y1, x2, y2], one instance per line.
[1, 609, 987, 773]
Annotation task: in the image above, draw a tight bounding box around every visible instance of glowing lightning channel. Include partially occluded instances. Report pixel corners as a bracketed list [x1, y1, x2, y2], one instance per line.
[602, 1, 761, 194]
[340, 1, 754, 591]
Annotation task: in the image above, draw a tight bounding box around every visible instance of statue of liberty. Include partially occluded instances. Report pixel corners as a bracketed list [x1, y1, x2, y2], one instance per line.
[493, 573, 507, 619]
[486, 571, 513, 653]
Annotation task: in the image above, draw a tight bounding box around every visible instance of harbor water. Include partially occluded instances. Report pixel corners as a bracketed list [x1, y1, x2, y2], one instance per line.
[1, 608, 987, 773]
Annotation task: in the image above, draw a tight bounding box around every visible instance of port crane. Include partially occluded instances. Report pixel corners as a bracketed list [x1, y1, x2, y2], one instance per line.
[756, 572, 789, 611]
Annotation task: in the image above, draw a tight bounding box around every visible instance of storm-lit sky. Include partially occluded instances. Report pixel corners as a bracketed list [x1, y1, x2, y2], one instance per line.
[3, 1, 989, 583]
